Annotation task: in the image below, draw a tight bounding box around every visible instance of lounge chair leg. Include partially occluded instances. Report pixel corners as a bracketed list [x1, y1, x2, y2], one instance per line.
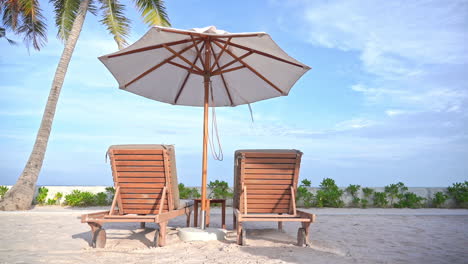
[186, 207, 192, 227]
[158, 222, 168, 247]
[233, 214, 237, 230]
[140, 222, 146, 229]
[278, 213, 283, 231]
[301, 222, 311, 246]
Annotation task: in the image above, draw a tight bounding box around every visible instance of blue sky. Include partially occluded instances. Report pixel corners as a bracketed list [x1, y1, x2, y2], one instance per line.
[1, 0, 467, 187]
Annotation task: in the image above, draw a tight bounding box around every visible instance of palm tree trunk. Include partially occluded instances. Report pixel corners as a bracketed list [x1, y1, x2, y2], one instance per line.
[0, 0, 90, 210]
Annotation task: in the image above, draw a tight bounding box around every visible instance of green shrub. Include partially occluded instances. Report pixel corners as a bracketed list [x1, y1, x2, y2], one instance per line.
[95, 192, 109, 206]
[373, 192, 388, 207]
[105, 187, 115, 201]
[432, 192, 448, 208]
[64, 190, 96, 207]
[46, 192, 63, 205]
[395, 192, 426, 208]
[361, 187, 374, 208]
[296, 179, 314, 208]
[35, 187, 49, 205]
[0, 186, 9, 198]
[316, 178, 344, 208]
[345, 184, 361, 207]
[178, 183, 201, 199]
[208, 180, 233, 199]
[447, 181, 468, 208]
[384, 182, 408, 206]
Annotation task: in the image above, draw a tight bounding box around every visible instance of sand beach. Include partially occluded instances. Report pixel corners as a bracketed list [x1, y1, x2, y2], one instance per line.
[0, 207, 467, 264]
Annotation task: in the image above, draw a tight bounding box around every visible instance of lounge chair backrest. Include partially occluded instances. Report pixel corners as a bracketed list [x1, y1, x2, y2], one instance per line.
[234, 149, 302, 214]
[107, 144, 181, 215]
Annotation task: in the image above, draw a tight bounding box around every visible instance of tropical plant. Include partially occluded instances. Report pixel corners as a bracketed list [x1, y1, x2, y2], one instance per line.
[384, 182, 408, 206]
[345, 184, 361, 207]
[208, 180, 233, 199]
[95, 192, 109, 206]
[64, 190, 96, 207]
[296, 179, 314, 208]
[178, 183, 201, 199]
[361, 187, 374, 208]
[105, 186, 115, 201]
[316, 178, 344, 208]
[0, 0, 171, 210]
[0, 186, 9, 198]
[432, 192, 448, 208]
[34, 186, 49, 205]
[46, 192, 63, 205]
[0, 0, 47, 49]
[447, 181, 468, 208]
[373, 192, 388, 208]
[394, 192, 426, 209]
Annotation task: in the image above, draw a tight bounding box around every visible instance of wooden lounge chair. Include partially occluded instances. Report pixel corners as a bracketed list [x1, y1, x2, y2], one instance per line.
[233, 149, 316, 246]
[81, 144, 193, 248]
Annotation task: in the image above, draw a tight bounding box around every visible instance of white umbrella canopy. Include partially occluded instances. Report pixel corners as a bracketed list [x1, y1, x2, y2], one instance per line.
[99, 26, 310, 107]
[99, 26, 310, 229]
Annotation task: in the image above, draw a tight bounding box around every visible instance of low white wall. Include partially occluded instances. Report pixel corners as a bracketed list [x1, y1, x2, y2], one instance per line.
[1, 186, 457, 208]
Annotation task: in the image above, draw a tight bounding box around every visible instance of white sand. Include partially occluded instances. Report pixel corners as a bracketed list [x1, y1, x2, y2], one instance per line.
[0, 207, 467, 263]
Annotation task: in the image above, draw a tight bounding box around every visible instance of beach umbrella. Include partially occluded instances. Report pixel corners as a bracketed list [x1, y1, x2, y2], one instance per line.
[99, 26, 310, 229]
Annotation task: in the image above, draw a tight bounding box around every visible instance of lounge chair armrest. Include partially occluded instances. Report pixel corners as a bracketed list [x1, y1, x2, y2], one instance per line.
[296, 210, 316, 222]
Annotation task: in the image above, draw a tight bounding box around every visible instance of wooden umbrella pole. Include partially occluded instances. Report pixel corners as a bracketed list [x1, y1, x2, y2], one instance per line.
[200, 38, 211, 229]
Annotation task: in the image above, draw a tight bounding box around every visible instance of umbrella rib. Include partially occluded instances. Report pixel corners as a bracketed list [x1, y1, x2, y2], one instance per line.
[124, 40, 202, 88]
[212, 41, 286, 95]
[107, 38, 200, 59]
[209, 42, 234, 106]
[164, 44, 204, 73]
[191, 35, 204, 66]
[168, 61, 204, 75]
[215, 38, 308, 69]
[212, 65, 246, 76]
[174, 42, 207, 104]
[211, 51, 253, 75]
[209, 37, 232, 72]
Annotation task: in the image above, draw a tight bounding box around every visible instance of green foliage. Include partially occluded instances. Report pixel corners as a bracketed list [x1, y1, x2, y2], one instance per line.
[316, 178, 344, 208]
[432, 192, 448, 208]
[363, 187, 374, 197]
[384, 182, 408, 206]
[105, 186, 115, 201]
[361, 187, 374, 208]
[394, 192, 426, 208]
[95, 192, 109, 206]
[208, 180, 233, 199]
[361, 199, 369, 208]
[0, 186, 9, 198]
[46, 192, 63, 205]
[35, 187, 49, 205]
[296, 179, 314, 208]
[301, 179, 312, 187]
[64, 190, 97, 207]
[178, 183, 201, 199]
[346, 184, 361, 207]
[447, 181, 468, 208]
[373, 192, 388, 207]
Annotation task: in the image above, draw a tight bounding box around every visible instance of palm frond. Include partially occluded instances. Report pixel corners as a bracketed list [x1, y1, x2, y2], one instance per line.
[0, 26, 18, 45]
[133, 0, 170, 27]
[50, 0, 81, 41]
[99, 0, 130, 49]
[2, 0, 22, 30]
[1, 0, 47, 50]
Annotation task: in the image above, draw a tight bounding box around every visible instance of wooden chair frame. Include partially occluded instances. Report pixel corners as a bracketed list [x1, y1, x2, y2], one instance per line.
[233, 150, 316, 246]
[81, 147, 193, 248]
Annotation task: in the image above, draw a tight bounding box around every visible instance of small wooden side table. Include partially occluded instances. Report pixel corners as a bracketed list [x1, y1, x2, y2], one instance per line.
[193, 198, 226, 229]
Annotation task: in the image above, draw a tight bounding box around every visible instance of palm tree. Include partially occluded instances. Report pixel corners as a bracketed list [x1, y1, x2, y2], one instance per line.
[0, 0, 170, 210]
